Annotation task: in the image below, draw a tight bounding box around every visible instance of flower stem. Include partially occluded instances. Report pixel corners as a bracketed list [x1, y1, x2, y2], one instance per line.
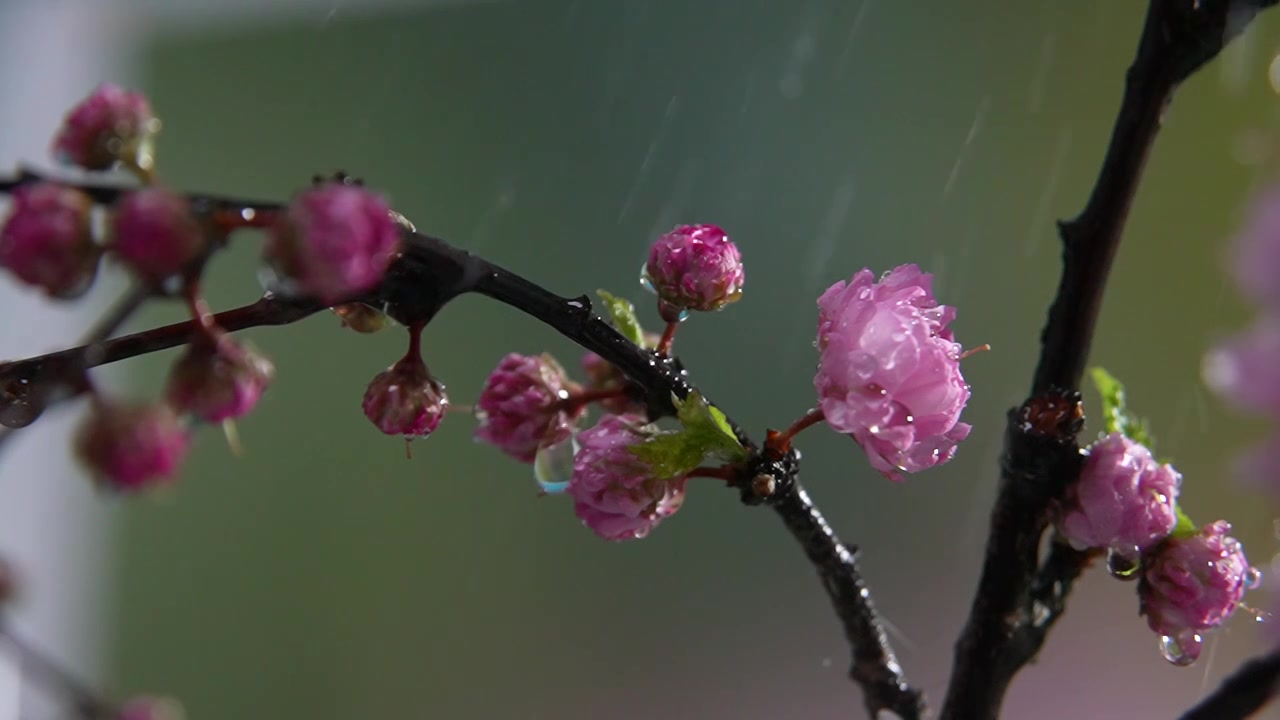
[688, 465, 738, 481]
[656, 320, 679, 355]
[765, 408, 826, 459]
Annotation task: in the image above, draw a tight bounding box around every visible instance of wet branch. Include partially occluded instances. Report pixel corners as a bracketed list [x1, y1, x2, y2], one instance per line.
[941, 2, 1279, 719]
[1179, 649, 1280, 720]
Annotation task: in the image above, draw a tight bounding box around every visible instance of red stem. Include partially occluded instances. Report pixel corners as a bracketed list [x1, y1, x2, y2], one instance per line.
[765, 407, 826, 459]
[656, 321, 679, 356]
[687, 465, 737, 481]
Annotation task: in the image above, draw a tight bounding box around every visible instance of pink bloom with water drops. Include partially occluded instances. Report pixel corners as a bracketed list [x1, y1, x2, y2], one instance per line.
[644, 224, 744, 322]
[52, 84, 157, 172]
[474, 353, 584, 463]
[1055, 433, 1180, 553]
[266, 183, 403, 304]
[362, 353, 448, 439]
[567, 414, 687, 541]
[113, 187, 206, 282]
[75, 399, 189, 492]
[814, 264, 971, 480]
[0, 183, 99, 298]
[1140, 520, 1257, 665]
[166, 332, 275, 423]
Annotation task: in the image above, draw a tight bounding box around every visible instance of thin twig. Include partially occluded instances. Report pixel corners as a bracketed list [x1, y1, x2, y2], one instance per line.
[1178, 649, 1280, 720]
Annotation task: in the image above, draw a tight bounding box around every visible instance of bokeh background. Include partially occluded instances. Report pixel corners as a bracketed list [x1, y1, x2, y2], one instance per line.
[3, 0, 1280, 718]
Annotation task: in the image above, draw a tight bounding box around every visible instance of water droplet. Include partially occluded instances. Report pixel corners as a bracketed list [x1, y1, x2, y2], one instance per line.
[1159, 632, 1202, 666]
[1031, 601, 1051, 626]
[1245, 566, 1263, 590]
[1106, 546, 1142, 580]
[0, 375, 46, 429]
[534, 434, 579, 495]
[638, 263, 657, 295]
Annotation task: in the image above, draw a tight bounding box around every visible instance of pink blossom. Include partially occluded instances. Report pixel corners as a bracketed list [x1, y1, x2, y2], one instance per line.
[645, 224, 744, 321]
[362, 354, 448, 439]
[814, 264, 971, 480]
[166, 333, 275, 422]
[1203, 317, 1280, 418]
[52, 84, 156, 172]
[267, 183, 403, 304]
[0, 183, 99, 298]
[1055, 433, 1179, 552]
[1141, 521, 1256, 660]
[75, 400, 189, 492]
[475, 353, 584, 463]
[112, 188, 205, 281]
[567, 414, 686, 541]
[1230, 184, 1280, 309]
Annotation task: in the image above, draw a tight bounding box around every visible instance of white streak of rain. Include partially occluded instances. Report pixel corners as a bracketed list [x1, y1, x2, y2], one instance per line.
[1024, 127, 1073, 257]
[942, 96, 990, 200]
[834, 0, 872, 78]
[1026, 33, 1055, 114]
[619, 95, 681, 223]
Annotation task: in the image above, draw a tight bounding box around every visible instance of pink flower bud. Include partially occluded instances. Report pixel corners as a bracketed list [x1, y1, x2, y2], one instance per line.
[1055, 433, 1180, 552]
[814, 264, 971, 480]
[1203, 317, 1280, 418]
[567, 414, 687, 541]
[475, 353, 584, 462]
[0, 183, 99, 298]
[75, 400, 189, 491]
[644, 224, 744, 321]
[266, 183, 403, 304]
[52, 84, 157, 173]
[117, 696, 185, 720]
[1230, 184, 1280, 309]
[362, 354, 448, 439]
[1141, 521, 1257, 663]
[166, 333, 274, 422]
[112, 188, 205, 282]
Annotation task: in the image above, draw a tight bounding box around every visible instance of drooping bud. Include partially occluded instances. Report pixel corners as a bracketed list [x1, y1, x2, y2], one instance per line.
[474, 353, 584, 462]
[266, 183, 402, 304]
[51, 84, 158, 175]
[814, 264, 971, 480]
[0, 182, 99, 298]
[643, 224, 744, 322]
[362, 354, 448, 439]
[166, 332, 274, 422]
[75, 399, 189, 492]
[1055, 433, 1180, 553]
[567, 414, 687, 541]
[112, 187, 206, 282]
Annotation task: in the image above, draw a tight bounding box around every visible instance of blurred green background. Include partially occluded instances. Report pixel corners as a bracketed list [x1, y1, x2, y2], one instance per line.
[92, 1, 1280, 717]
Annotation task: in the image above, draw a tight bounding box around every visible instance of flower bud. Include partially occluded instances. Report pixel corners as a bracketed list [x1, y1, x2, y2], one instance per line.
[0, 183, 99, 298]
[166, 333, 274, 422]
[112, 187, 205, 282]
[814, 264, 970, 480]
[1055, 433, 1180, 553]
[362, 354, 448, 439]
[475, 353, 583, 462]
[52, 84, 158, 174]
[266, 183, 403, 304]
[75, 399, 189, 491]
[644, 224, 744, 321]
[567, 414, 687, 541]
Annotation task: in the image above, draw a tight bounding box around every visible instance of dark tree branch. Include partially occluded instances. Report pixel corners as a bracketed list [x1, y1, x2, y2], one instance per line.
[1179, 649, 1280, 720]
[0, 190, 923, 717]
[942, 2, 1278, 718]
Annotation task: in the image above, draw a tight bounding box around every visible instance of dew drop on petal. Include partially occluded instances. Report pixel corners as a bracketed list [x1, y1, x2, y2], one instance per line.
[534, 433, 579, 494]
[639, 263, 657, 295]
[1245, 566, 1263, 590]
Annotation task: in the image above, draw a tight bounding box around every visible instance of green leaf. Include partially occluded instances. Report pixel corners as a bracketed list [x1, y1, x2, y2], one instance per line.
[1090, 367, 1155, 449]
[596, 290, 645, 346]
[629, 391, 750, 478]
[1170, 505, 1198, 539]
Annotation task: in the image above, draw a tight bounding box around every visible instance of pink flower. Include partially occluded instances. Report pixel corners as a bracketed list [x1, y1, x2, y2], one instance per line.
[1141, 521, 1256, 663]
[75, 400, 189, 491]
[166, 333, 275, 422]
[266, 183, 403, 304]
[52, 84, 157, 172]
[474, 353, 584, 463]
[1055, 433, 1180, 552]
[362, 354, 448, 439]
[1230, 184, 1280, 309]
[0, 183, 99, 298]
[117, 696, 185, 720]
[112, 187, 205, 282]
[645, 224, 744, 321]
[814, 264, 971, 480]
[1203, 317, 1280, 418]
[567, 414, 687, 541]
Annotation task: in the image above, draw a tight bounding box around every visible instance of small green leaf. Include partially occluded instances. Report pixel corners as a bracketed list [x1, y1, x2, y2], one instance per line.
[629, 392, 749, 477]
[1170, 505, 1198, 539]
[1090, 367, 1155, 449]
[596, 290, 645, 346]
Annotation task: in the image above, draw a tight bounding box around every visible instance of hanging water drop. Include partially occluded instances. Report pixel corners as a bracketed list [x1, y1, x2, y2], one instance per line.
[1245, 565, 1263, 590]
[0, 375, 46, 429]
[638, 262, 657, 295]
[1159, 632, 1202, 666]
[534, 433, 579, 495]
[1106, 546, 1142, 580]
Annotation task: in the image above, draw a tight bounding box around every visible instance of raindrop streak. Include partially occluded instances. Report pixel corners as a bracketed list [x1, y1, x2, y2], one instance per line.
[941, 96, 990, 200]
[1106, 546, 1142, 580]
[1026, 33, 1056, 114]
[1023, 127, 1073, 257]
[1160, 633, 1202, 667]
[534, 435, 579, 495]
[834, 0, 873, 78]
